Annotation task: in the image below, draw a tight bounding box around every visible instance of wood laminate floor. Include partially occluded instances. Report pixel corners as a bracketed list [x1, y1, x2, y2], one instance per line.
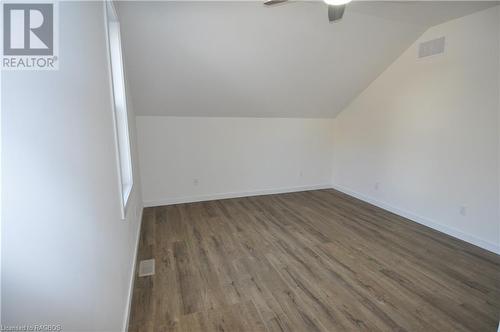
[129, 189, 500, 332]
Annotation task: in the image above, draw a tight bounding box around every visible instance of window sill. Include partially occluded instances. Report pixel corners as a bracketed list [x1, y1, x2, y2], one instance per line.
[121, 183, 133, 220]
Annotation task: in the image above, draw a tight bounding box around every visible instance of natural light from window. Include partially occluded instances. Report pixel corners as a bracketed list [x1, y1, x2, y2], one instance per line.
[106, 2, 133, 218]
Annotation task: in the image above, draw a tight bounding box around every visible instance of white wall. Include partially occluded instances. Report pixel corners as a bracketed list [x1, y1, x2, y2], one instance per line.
[137, 117, 334, 206]
[332, 6, 500, 253]
[498, 3, 500, 258]
[0, 47, 2, 327]
[2, 2, 142, 330]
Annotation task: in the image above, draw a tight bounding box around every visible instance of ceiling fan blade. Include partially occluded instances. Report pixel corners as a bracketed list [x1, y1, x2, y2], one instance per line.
[328, 4, 346, 22]
[264, 0, 288, 5]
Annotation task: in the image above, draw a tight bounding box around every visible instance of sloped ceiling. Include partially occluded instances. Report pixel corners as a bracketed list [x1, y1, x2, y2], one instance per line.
[117, 1, 497, 118]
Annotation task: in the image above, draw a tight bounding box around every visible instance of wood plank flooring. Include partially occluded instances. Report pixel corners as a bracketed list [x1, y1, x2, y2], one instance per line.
[128, 189, 500, 332]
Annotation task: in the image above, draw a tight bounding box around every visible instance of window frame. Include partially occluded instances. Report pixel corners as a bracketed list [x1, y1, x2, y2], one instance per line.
[105, 1, 133, 219]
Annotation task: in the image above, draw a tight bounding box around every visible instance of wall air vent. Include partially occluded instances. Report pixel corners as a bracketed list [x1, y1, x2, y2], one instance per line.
[138, 259, 155, 277]
[418, 36, 445, 58]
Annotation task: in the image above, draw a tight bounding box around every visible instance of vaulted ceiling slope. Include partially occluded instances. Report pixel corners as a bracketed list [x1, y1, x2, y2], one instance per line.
[117, 1, 497, 118]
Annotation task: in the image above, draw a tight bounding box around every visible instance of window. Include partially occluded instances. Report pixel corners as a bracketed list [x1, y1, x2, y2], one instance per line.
[106, 1, 133, 218]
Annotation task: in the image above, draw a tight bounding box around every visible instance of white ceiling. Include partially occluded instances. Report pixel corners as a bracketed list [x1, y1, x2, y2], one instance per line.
[117, 1, 498, 118]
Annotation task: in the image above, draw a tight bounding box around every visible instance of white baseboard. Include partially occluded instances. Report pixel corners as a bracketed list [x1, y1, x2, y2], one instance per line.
[122, 204, 144, 332]
[332, 183, 500, 255]
[143, 184, 332, 208]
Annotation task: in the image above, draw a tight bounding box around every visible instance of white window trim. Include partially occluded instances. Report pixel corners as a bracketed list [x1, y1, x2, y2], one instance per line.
[105, 1, 133, 219]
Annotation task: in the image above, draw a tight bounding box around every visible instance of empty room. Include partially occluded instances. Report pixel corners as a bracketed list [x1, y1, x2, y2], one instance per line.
[1, 0, 500, 331]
